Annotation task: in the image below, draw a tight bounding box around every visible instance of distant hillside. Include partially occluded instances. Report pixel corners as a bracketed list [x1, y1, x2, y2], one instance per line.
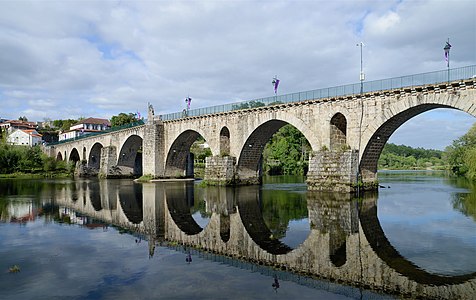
[378, 143, 445, 170]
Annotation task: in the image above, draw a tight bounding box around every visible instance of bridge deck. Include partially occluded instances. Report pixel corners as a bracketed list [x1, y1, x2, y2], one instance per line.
[161, 65, 476, 121]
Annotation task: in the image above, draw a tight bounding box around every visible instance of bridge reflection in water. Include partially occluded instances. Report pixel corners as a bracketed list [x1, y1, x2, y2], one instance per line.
[52, 180, 476, 299]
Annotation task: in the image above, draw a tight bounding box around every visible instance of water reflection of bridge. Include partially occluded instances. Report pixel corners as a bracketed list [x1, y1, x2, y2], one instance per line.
[52, 180, 476, 299]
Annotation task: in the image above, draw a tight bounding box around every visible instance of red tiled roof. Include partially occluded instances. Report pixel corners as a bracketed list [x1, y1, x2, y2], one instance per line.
[22, 129, 42, 137]
[2, 120, 36, 128]
[75, 117, 111, 126]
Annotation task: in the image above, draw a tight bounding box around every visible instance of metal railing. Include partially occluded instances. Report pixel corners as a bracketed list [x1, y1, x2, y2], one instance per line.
[160, 65, 476, 121]
[48, 120, 145, 146]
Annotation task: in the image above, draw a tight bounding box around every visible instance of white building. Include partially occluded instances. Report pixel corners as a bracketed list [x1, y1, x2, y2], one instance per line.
[58, 117, 111, 141]
[7, 129, 43, 146]
[0, 120, 37, 134]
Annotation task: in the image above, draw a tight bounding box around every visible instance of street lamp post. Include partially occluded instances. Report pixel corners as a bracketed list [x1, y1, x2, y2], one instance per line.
[444, 39, 451, 83]
[357, 42, 365, 94]
[356, 42, 365, 196]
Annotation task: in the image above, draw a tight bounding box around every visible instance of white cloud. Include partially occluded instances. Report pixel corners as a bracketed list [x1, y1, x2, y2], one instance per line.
[0, 0, 474, 148]
[365, 11, 400, 35]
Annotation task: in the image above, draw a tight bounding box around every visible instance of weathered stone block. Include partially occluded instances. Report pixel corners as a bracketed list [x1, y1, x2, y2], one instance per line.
[307, 150, 359, 193]
[204, 156, 237, 185]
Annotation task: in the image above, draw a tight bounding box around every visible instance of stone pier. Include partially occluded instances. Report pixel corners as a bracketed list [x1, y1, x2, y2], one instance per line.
[306, 149, 360, 193]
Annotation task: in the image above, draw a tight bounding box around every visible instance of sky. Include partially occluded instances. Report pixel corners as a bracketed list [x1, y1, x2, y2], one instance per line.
[0, 0, 475, 150]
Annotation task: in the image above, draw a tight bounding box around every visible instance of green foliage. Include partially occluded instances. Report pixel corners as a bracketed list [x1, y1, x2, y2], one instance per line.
[190, 138, 212, 161]
[454, 193, 476, 222]
[189, 137, 212, 178]
[136, 174, 154, 182]
[110, 113, 137, 127]
[18, 116, 28, 121]
[232, 101, 265, 110]
[262, 125, 311, 175]
[445, 123, 476, 179]
[52, 119, 78, 131]
[0, 144, 21, 173]
[260, 189, 308, 239]
[463, 147, 476, 180]
[0, 141, 70, 176]
[378, 143, 444, 170]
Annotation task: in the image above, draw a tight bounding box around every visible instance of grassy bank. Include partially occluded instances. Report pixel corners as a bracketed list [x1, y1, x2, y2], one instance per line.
[0, 172, 72, 179]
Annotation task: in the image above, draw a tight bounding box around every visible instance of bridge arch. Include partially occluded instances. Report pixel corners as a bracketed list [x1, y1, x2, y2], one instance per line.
[69, 148, 80, 164]
[360, 95, 476, 184]
[165, 129, 209, 178]
[237, 120, 286, 182]
[56, 152, 63, 161]
[220, 126, 230, 156]
[117, 135, 143, 177]
[236, 119, 312, 183]
[330, 112, 347, 151]
[88, 142, 103, 171]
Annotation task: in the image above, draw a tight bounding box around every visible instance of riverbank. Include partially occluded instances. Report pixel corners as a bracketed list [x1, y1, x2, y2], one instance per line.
[0, 172, 72, 179]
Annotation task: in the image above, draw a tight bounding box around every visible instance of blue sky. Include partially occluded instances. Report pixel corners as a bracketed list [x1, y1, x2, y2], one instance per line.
[0, 0, 475, 150]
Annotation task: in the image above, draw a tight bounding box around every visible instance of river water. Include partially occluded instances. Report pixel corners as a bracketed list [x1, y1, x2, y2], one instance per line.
[0, 171, 475, 299]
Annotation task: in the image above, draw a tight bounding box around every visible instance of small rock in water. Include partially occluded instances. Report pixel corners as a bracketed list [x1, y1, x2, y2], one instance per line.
[9, 265, 20, 273]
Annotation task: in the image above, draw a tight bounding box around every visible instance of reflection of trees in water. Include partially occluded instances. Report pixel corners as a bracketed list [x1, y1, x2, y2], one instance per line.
[189, 199, 211, 219]
[189, 187, 212, 219]
[452, 193, 476, 221]
[260, 190, 307, 239]
[0, 197, 9, 221]
[0, 179, 64, 222]
[448, 176, 476, 221]
[0, 179, 50, 197]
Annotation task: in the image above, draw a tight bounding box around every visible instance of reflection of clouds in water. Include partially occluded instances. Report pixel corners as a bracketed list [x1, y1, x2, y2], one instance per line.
[382, 224, 476, 275]
[0, 223, 150, 299]
[98, 251, 354, 300]
[0, 218, 354, 300]
[262, 183, 307, 192]
[379, 186, 464, 221]
[281, 219, 310, 249]
[376, 171, 476, 275]
[191, 211, 210, 228]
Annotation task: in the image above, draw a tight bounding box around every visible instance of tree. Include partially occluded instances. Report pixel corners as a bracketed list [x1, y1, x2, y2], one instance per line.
[232, 101, 265, 110]
[262, 125, 311, 175]
[110, 113, 138, 127]
[445, 123, 476, 178]
[52, 119, 78, 131]
[378, 143, 444, 170]
[18, 116, 28, 121]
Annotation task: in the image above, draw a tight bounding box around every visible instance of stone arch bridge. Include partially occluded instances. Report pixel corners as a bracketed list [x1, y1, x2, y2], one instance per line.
[45, 66, 476, 192]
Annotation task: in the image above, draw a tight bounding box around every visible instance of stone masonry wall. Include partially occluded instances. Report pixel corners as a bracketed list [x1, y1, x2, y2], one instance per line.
[143, 123, 165, 178]
[307, 149, 359, 192]
[204, 156, 236, 184]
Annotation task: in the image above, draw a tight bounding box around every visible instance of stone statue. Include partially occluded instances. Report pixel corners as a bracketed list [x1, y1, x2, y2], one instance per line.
[148, 102, 155, 123]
